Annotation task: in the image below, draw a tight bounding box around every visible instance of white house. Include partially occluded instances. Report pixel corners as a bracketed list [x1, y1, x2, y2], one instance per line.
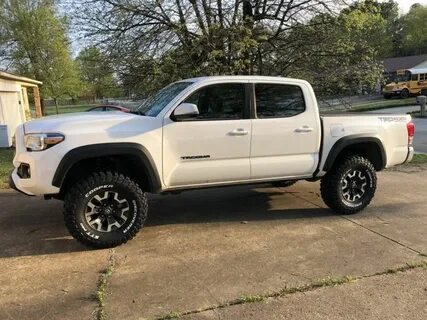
[0, 71, 42, 147]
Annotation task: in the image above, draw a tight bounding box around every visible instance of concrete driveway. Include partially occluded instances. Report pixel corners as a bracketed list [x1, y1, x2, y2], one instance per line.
[0, 166, 426, 320]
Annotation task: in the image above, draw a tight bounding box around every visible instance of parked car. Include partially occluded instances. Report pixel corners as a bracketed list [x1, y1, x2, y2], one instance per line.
[87, 105, 130, 112]
[10, 76, 415, 248]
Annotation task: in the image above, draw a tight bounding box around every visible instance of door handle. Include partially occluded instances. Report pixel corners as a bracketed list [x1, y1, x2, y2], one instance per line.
[295, 126, 314, 133]
[229, 128, 249, 136]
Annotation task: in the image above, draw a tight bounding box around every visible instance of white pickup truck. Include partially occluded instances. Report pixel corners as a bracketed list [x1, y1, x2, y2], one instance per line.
[10, 76, 415, 248]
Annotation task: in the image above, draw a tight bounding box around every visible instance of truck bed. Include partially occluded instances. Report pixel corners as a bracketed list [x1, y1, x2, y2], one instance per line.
[318, 112, 411, 175]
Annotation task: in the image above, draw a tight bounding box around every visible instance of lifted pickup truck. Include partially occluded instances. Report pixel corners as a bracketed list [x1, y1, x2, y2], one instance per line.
[10, 76, 415, 248]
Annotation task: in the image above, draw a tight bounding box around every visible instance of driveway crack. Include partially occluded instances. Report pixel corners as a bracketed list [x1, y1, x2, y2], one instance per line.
[340, 216, 421, 255]
[156, 260, 427, 320]
[286, 189, 422, 255]
[94, 249, 116, 320]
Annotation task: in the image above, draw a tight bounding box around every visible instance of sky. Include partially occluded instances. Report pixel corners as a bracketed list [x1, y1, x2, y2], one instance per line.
[395, 0, 427, 13]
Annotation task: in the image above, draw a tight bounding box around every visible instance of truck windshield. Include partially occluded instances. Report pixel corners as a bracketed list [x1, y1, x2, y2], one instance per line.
[134, 82, 193, 117]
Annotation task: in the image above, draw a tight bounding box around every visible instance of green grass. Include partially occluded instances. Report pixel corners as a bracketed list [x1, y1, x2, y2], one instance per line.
[350, 98, 416, 112]
[411, 154, 427, 164]
[30, 104, 95, 116]
[0, 148, 14, 189]
[95, 252, 116, 320]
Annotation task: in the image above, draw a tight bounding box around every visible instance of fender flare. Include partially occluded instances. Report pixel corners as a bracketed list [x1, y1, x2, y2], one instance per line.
[323, 135, 387, 172]
[52, 143, 161, 193]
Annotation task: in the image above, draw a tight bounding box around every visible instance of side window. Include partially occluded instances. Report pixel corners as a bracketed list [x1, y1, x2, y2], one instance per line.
[412, 74, 419, 81]
[255, 83, 305, 118]
[182, 83, 246, 120]
[420, 74, 427, 81]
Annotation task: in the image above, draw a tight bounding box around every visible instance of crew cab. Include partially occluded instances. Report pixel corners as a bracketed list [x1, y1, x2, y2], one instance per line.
[9, 76, 415, 248]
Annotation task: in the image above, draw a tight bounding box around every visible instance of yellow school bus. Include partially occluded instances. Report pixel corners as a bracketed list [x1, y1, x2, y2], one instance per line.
[383, 68, 427, 99]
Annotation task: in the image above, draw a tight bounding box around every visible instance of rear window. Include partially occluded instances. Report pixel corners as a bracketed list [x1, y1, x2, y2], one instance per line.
[255, 84, 305, 118]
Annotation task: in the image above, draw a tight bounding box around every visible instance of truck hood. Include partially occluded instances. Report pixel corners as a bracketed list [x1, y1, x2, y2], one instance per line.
[23, 112, 141, 133]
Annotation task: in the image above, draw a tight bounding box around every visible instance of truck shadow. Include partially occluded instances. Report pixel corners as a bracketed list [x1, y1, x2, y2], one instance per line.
[0, 185, 334, 258]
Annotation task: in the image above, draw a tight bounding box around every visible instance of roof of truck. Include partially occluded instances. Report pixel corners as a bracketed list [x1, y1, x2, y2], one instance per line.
[179, 75, 309, 85]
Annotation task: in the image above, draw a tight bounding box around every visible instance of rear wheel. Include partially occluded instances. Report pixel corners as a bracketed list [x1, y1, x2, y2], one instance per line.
[400, 89, 410, 99]
[320, 155, 376, 215]
[63, 171, 147, 248]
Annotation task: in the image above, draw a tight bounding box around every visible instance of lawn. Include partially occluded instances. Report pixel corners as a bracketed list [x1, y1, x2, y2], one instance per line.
[410, 153, 427, 164]
[0, 148, 14, 189]
[350, 98, 416, 112]
[30, 104, 95, 117]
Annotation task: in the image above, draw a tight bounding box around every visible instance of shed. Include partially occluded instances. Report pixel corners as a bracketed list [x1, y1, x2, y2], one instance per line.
[0, 71, 42, 147]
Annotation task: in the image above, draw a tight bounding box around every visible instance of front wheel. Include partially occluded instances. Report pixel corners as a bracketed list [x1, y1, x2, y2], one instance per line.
[320, 156, 377, 215]
[63, 172, 148, 248]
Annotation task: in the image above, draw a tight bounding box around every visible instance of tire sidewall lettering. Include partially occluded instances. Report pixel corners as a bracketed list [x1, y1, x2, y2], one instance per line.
[85, 185, 114, 198]
[123, 200, 138, 234]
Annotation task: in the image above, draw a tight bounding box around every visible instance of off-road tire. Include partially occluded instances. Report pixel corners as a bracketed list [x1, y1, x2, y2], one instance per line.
[320, 156, 377, 215]
[63, 172, 147, 248]
[400, 89, 410, 99]
[272, 180, 297, 188]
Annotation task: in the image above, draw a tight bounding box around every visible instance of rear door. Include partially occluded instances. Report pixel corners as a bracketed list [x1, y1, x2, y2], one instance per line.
[162, 82, 252, 187]
[250, 82, 321, 179]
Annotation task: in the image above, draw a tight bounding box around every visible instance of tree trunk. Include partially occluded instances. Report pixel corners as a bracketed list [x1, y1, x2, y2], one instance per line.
[54, 98, 59, 115]
[243, 0, 254, 75]
[33, 86, 43, 118]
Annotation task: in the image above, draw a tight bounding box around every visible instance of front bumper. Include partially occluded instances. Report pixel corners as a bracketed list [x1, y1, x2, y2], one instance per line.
[10, 125, 61, 196]
[383, 91, 401, 97]
[9, 172, 34, 196]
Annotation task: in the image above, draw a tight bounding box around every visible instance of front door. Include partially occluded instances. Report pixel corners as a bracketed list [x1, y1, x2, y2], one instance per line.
[162, 83, 251, 188]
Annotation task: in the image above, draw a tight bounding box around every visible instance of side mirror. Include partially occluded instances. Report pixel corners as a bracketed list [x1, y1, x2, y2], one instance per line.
[172, 103, 199, 121]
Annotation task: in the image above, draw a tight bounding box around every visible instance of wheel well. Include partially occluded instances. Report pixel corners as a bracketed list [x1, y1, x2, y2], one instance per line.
[58, 154, 153, 200]
[330, 142, 385, 171]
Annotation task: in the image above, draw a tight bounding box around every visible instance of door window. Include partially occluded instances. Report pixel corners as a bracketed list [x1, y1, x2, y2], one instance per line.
[182, 83, 247, 120]
[255, 83, 305, 118]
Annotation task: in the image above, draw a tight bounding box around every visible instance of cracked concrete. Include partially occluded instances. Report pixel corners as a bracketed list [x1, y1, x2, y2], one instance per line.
[181, 267, 427, 320]
[0, 168, 426, 319]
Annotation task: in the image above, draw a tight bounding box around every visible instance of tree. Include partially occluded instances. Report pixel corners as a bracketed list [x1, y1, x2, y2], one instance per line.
[75, 0, 342, 97]
[279, 0, 390, 98]
[76, 46, 121, 100]
[73, 1, 399, 99]
[0, 0, 81, 113]
[401, 4, 427, 55]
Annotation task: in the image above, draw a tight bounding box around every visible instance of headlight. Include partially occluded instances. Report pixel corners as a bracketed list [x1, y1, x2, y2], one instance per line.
[24, 133, 65, 151]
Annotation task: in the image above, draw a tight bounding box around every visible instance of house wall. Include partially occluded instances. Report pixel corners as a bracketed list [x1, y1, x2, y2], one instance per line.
[0, 78, 27, 147]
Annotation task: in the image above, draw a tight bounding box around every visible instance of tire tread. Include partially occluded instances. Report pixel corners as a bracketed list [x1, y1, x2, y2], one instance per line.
[63, 171, 147, 248]
[320, 155, 377, 215]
